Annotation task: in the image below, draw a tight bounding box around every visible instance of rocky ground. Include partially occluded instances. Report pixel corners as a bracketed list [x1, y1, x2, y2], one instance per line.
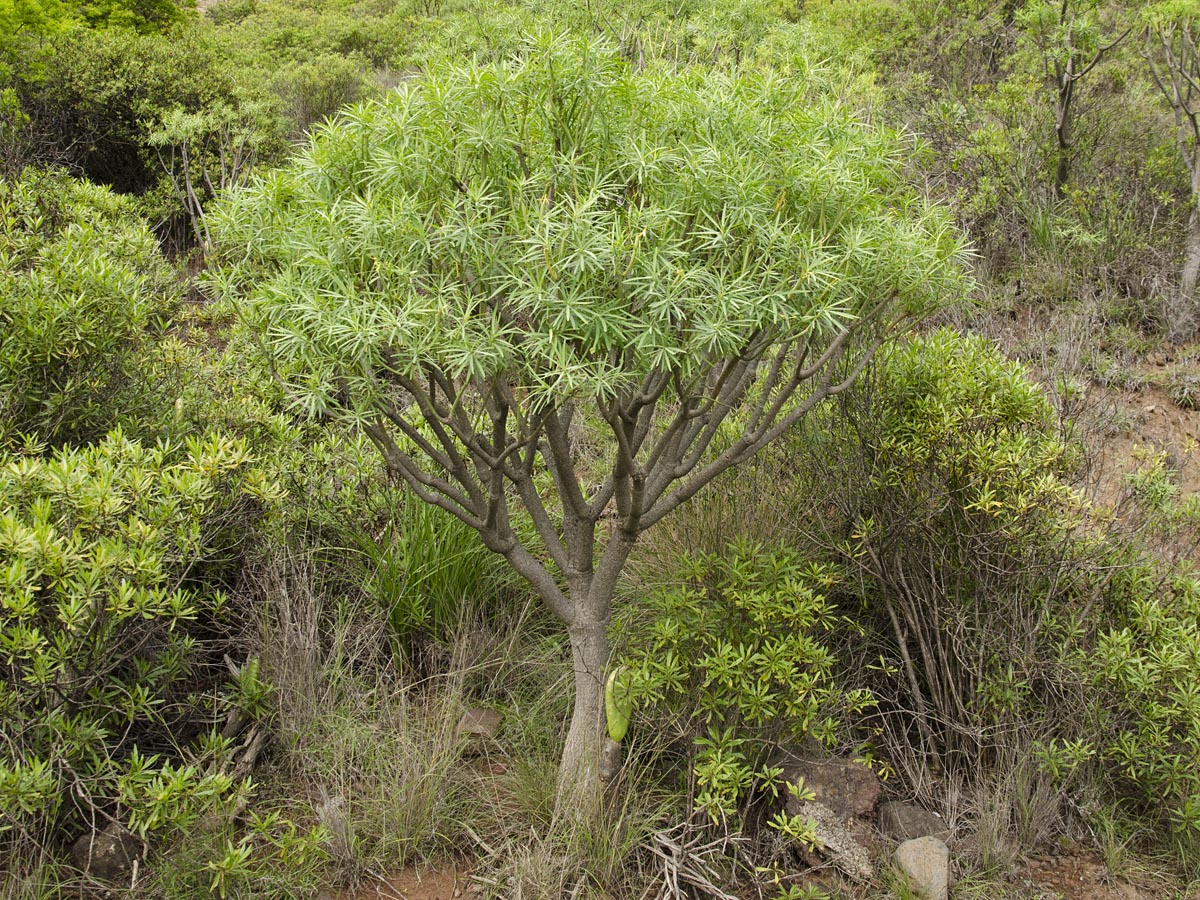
[320, 744, 1192, 900]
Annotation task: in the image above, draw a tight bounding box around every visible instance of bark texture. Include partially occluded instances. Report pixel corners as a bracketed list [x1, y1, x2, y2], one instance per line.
[555, 619, 610, 820]
[1174, 204, 1200, 342]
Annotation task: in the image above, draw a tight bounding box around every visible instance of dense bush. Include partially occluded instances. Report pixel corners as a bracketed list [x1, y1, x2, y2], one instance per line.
[11, 27, 288, 246]
[23, 30, 240, 193]
[618, 542, 870, 826]
[796, 329, 1088, 774]
[776, 328, 1200, 863]
[0, 430, 272, 872]
[1086, 562, 1200, 855]
[0, 171, 180, 447]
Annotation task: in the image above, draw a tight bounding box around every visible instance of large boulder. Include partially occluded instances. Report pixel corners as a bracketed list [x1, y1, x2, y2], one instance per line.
[69, 821, 140, 883]
[781, 757, 881, 822]
[894, 836, 950, 900]
[878, 800, 951, 843]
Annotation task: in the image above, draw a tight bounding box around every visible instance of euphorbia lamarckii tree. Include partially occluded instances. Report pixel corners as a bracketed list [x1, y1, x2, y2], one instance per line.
[210, 37, 968, 815]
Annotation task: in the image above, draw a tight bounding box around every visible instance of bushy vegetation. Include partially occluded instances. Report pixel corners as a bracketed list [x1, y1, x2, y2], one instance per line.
[812, 330, 1088, 772]
[5, 0, 1200, 896]
[618, 543, 872, 825]
[0, 171, 180, 446]
[789, 332, 1200, 859]
[0, 430, 268, 877]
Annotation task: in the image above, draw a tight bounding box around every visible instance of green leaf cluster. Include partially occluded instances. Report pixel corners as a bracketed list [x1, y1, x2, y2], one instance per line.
[0, 429, 267, 854]
[617, 541, 870, 824]
[211, 34, 966, 417]
[0, 170, 179, 447]
[1089, 562, 1200, 848]
[851, 329, 1080, 537]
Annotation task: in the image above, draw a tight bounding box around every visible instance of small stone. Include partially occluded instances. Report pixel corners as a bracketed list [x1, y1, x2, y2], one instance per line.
[878, 800, 951, 842]
[69, 822, 141, 883]
[456, 708, 502, 740]
[894, 836, 950, 900]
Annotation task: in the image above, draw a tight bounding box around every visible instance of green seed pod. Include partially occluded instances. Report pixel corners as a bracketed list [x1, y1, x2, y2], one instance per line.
[605, 666, 633, 743]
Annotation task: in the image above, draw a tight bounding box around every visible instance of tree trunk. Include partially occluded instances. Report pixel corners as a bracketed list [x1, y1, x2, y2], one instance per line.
[554, 615, 610, 822]
[1053, 147, 1070, 201]
[1054, 72, 1073, 200]
[1172, 202, 1200, 342]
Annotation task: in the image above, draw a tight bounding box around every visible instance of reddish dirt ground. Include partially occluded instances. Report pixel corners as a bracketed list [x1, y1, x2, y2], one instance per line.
[334, 866, 467, 900]
[1021, 848, 1183, 900]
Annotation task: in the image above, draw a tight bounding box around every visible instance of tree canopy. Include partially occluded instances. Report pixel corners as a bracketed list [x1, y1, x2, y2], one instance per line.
[213, 38, 964, 416]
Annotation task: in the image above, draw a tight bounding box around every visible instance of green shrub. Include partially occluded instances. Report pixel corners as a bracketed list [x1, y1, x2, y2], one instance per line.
[0, 429, 273, 870]
[270, 52, 375, 135]
[24, 27, 285, 206]
[830, 328, 1084, 753]
[0, 170, 179, 447]
[780, 327, 1200, 864]
[617, 541, 870, 826]
[148, 806, 328, 900]
[783, 329, 1095, 786]
[1086, 564, 1200, 857]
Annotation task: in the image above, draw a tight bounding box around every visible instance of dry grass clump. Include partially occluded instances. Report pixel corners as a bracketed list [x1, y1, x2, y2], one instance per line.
[244, 548, 492, 887]
[239, 542, 676, 897]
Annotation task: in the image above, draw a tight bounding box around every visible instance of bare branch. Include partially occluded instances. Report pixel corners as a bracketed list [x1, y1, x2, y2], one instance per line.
[640, 333, 885, 529]
[362, 420, 483, 526]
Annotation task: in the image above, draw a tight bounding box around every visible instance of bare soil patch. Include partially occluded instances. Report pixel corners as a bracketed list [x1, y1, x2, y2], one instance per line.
[1021, 847, 1182, 900]
[332, 865, 466, 900]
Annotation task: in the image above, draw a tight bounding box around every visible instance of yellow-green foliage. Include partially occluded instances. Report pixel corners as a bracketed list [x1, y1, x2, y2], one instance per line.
[857, 328, 1079, 522]
[618, 541, 872, 824]
[0, 171, 178, 446]
[0, 429, 271, 858]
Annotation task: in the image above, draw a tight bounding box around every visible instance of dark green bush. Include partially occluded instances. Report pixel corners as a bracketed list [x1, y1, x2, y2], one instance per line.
[783, 328, 1200, 863]
[270, 52, 375, 135]
[21, 25, 287, 233]
[26, 29, 237, 193]
[795, 329, 1087, 772]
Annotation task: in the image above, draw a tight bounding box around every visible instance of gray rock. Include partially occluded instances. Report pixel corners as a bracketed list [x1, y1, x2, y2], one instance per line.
[878, 800, 951, 842]
[69, 821, 140, 883]
[455, 708, 502, 740]
[781, 757, 881, 822]
[894, 835, 950, 900]
[792, 801, 875, 883]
